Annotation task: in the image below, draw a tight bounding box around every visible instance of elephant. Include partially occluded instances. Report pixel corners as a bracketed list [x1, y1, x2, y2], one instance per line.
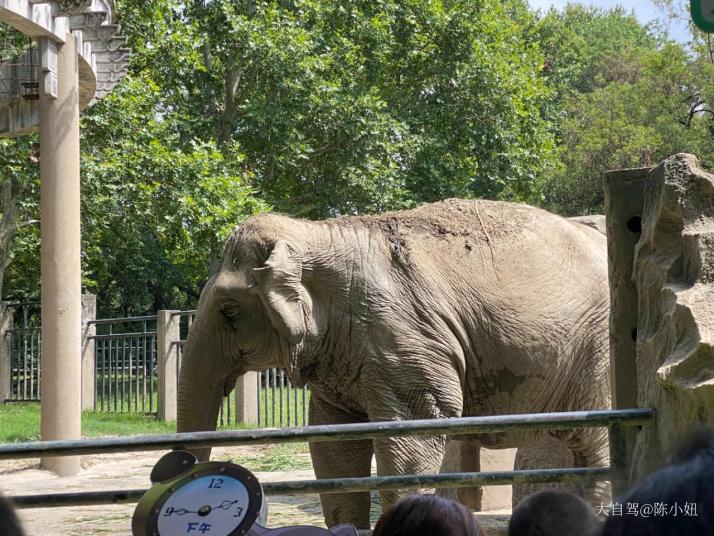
[177, 198, 611, 529]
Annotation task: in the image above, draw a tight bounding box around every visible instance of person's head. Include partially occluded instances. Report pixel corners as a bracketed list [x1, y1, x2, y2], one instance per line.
[602, 427, 714, 536]
[509, 489, 600, 536]
[372, 494, 483, 536]
[0, 495, 25, 536]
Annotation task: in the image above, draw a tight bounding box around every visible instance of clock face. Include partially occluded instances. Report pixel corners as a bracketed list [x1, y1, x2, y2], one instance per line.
[157, 474, 251, 535]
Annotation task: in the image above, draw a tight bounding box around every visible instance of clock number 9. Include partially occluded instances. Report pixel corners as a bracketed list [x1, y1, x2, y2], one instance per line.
[208, 478, 224, 489]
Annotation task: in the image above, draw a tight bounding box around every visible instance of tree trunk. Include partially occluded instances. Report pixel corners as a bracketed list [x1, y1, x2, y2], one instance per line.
[0, 172, 23, 299]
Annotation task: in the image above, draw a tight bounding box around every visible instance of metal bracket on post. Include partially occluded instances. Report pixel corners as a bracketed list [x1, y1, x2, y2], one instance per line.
[40, 37, 58, 99]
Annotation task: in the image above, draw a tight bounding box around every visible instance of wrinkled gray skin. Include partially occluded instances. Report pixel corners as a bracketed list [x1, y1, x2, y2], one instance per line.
[177, 199, 611, 528]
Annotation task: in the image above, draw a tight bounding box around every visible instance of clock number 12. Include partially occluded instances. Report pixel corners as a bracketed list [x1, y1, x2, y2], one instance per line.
[207, 478, 224, 489]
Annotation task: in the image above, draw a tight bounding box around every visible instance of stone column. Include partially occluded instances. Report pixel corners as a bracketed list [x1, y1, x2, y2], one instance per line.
[39, 32, 82, 476]
[235, 372, 259, 426]
[0, 304, 14, 402]
[604, 167, 650, 486]
[157, 310, 179, 422]
[604, 167, 650, 413]
[81, 294, 96, 411]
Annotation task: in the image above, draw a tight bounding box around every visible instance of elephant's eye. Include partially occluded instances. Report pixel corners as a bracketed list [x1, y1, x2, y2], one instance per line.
[221, 302, 241, 321]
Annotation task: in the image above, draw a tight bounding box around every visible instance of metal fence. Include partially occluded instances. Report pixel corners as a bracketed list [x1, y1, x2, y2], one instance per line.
[6, 303, 41, 402]
[91, 316, 157, 413]
[1, 408, 656, 509]
[258, 368, 309, 428]
[3, 304, 311, 428]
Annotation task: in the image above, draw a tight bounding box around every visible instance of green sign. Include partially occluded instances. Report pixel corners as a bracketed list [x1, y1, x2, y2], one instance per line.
[692, 0, 714, 32]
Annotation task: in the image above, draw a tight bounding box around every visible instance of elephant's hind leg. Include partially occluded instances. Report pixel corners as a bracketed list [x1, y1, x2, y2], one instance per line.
[512, 435, 576, 506]
[438, 439, 483, 510]
[567, 427, 611, 505]
[309, 395, 373, 529]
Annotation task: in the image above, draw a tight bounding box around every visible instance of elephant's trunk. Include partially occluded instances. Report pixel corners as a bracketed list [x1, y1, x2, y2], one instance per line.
[177, 318, 224, 461]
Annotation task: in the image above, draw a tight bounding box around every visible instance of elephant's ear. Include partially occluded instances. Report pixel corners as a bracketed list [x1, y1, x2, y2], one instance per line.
[253, 240, 311, 344]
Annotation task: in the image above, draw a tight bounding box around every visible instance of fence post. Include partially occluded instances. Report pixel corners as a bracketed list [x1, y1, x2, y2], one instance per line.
[235, 372, 259, 426]
[608, 423, 627, 500]
[604, 167, 649, 486]
[0, 303, 14, 402]
[81, 294, 96, 411]
[157, 310, 179, 422]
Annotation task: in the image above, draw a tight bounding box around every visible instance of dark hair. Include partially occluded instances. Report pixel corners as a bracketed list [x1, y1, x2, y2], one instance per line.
[602, 427, 714, 536]
[509, 490, 600, 536]
[0, 495, 25, 536]
[666, 427, 714, 465]
[372, 495, 482, 536]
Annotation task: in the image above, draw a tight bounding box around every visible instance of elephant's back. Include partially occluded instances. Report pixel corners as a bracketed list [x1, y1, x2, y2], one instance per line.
[351, 198, 543, 246]
[344, 198, 607, 281]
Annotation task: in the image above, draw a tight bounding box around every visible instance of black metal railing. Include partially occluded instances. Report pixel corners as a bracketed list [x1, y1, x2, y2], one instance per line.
[4, 305, 311, 427]
[5, 302, 41, 402]
[90, 316, 158, 413]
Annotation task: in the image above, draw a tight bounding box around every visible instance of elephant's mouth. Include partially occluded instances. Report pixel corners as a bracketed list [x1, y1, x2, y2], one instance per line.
[221, 367, 245, 396]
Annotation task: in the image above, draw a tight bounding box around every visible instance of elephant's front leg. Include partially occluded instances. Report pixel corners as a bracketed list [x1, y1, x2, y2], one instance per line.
[365, 349, 464, 511]
[309, 395, 373, 529]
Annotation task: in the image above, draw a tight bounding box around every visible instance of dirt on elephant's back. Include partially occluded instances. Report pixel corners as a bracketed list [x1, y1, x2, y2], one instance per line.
[345, 198, 546, 249]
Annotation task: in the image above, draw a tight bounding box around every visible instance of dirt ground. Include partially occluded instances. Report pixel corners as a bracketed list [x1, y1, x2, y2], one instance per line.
[0, 447, 509, 535]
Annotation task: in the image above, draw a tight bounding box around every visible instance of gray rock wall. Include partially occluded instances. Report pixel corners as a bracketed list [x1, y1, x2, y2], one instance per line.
[630, 154, 714, 478]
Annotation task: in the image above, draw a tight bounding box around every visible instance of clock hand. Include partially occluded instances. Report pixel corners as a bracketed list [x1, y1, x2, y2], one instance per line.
[163, 507, 200, 516]
[214, 500, 240, 511]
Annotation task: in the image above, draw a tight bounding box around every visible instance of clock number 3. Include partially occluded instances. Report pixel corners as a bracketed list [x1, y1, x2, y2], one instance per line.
[233, 506, 244, 518]
[207, 478, 224, 489]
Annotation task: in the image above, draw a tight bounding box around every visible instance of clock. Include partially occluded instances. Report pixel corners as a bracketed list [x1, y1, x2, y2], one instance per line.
[132, 450, 266, 536]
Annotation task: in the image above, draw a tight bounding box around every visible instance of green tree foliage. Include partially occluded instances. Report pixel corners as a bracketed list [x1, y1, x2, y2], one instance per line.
[6, 2, 714, 312]
[535, 4, 714, 215]
[6, 0, 557, 315]
[116, 0, 558, 216]
[0, 24, 40, 302]
[5, 75, 267, 315]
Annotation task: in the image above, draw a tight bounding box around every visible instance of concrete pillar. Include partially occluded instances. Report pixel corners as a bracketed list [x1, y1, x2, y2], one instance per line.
[0, 304, 14, 402]
[39, 32, 82, 476]
[81, 294, 96, 411]
[157, 310, 179, 422]
[603, 167, 650, 484]
[235, 371, 259, 426]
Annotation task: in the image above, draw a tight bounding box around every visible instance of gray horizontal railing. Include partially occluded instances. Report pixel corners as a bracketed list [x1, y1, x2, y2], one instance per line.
[10, 468, 609, 509]
[86, 315, 158, 326]
[1, 409, 655, 509]
[0, 409, 653, 459]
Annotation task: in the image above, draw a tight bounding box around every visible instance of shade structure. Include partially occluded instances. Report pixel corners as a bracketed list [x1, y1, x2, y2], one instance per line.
[0, 0, 129, 475]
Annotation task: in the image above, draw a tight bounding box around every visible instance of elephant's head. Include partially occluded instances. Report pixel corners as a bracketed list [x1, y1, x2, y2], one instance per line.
[177, 215, 321, 455]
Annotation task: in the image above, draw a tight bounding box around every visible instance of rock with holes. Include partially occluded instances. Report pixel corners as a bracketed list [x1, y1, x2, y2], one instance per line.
[631, 153, 714, 477]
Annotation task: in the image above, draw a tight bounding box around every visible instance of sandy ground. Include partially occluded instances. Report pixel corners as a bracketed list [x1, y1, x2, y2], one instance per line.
[0, 447, 510, 535]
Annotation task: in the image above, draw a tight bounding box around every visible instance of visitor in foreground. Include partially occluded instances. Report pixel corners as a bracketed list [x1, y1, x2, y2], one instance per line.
[372, 494, 484, 536]
[602, 427, 714, 535]
[0, 494, 25, 536]
[508, 489, 601, 536]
